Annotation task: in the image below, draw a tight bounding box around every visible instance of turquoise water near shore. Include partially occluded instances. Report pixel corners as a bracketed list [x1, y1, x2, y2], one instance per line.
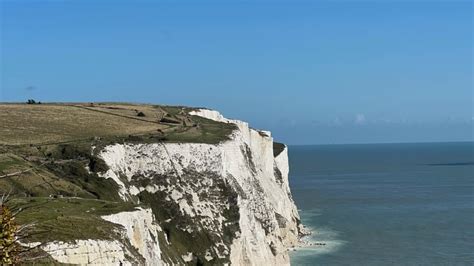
[289, 142, 474, 266]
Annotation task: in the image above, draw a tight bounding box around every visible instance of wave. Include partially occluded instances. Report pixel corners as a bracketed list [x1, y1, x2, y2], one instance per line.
[291, 226, 347, 263]
[291, 210, 347, 263]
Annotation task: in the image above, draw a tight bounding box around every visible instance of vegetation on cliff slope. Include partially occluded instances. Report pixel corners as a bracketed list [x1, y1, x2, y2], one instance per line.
[0, 102, 240, 264]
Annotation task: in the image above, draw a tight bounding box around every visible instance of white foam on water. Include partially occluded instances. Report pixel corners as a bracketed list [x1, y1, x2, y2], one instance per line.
[295, 227, 346, 255]
[291, 210, 347, 263]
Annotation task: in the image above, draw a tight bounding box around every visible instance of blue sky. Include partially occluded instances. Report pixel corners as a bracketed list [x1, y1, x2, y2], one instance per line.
[1, 1, 472, 144]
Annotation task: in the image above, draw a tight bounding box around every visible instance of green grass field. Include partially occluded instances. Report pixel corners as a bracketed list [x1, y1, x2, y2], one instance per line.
[12, 197, 138, 242]
[0, 103, 165, 145]
[0, 103, 235, 146]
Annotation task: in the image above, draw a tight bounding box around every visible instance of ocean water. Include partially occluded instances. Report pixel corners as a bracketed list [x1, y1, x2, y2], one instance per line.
[289, 142, 474, 266]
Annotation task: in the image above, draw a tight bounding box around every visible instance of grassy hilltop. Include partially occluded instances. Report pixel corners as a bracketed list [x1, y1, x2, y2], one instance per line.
[0, 102, 235, 145]
[0, 102, 237, 264]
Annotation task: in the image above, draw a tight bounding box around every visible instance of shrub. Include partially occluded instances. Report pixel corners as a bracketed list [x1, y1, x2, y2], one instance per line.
[0, 199, 20, 264]
[88, 155, 109, 173]
[0, 194, 43, 264]
[26, 99, 41, 104]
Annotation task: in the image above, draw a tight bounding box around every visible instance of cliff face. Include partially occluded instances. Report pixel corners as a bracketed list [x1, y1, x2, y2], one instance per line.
[39, 109, 301, 265]
[39, 208, 162, 265]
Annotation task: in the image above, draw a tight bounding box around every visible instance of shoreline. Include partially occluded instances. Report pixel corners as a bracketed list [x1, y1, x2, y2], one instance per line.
[288, 224, 325, 252]
[288, 220, 345, 255]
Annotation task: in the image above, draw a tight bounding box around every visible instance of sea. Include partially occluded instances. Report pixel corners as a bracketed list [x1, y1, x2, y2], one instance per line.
[289, 142, 474, 266]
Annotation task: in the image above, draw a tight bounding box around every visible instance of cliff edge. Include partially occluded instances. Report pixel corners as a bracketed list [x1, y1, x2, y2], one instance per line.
[0, 103, 303, 265]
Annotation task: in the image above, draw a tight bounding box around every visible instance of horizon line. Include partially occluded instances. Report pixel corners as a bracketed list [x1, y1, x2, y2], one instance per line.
[288, 140, 474, 146]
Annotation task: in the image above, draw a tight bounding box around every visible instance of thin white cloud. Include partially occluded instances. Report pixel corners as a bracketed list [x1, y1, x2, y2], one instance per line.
[355, 113, 366, 125]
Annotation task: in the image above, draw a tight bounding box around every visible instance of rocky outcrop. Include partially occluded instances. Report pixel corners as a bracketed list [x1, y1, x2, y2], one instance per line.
[39, 208, 161, 265]
[101, 208, 162, 264]
[41, 239, 130, 265]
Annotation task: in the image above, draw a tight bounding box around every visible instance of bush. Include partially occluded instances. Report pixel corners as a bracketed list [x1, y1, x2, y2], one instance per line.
[0, 194, 42, 264]
[136, 111, 146, 117]
[26, 99, 41, 104]
[88, 156, 109, 173]
[0, 200, 20, 264]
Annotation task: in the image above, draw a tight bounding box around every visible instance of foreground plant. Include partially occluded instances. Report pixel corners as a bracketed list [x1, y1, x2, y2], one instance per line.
[0, 192, 43, 264]
[0, 193, 20, 264]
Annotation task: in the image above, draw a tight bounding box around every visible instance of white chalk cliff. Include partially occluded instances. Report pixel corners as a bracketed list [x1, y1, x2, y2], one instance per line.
[41, 109, 302, 265]
[39, 208, 161, 265]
